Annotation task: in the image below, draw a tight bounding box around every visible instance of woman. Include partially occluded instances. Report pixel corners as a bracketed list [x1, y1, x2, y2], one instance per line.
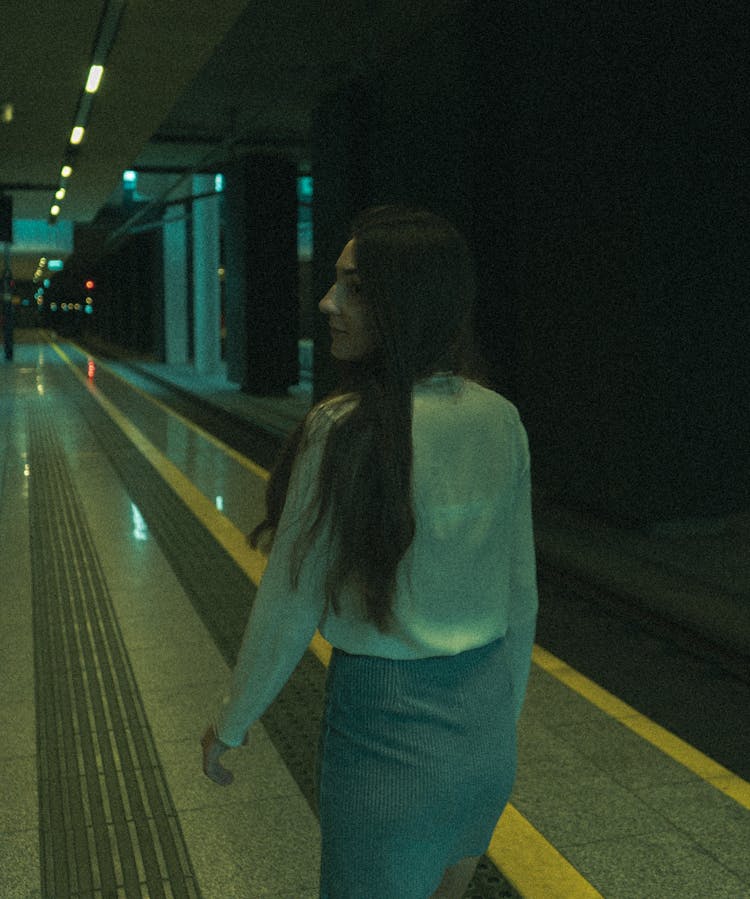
[201, 206, 538, 898]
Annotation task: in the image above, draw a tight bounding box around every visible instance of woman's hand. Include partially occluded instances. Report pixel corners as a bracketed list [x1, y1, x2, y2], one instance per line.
[201, 725, 234, 786]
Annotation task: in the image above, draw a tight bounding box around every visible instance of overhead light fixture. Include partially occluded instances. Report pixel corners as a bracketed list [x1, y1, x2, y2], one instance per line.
[70, 126, 85, 145]
[61, 165, 73, 178]
[85, 65, 104, 94]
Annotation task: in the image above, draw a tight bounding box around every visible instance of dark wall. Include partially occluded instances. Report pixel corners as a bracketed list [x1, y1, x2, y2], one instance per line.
[93, 231, 163, 356]
[310, 0, 748, 523]
[53, 228, 163, 355]
[472, 0, 749, 522]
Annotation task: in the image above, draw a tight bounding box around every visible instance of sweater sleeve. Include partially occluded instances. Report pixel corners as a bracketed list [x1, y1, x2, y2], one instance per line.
[215, 415, 330, 747]
[504, 422, 539, 722]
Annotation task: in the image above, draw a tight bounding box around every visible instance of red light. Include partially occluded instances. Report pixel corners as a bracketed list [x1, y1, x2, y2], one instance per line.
[85, 279, 95, 290]
[87, 359, 96, 380]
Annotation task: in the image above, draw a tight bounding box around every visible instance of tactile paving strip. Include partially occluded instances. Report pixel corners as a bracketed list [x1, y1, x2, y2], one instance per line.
[28, 402, 201, 899]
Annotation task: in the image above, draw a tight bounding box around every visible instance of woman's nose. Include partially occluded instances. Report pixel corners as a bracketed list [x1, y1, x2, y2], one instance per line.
[319, 286, 337, 315]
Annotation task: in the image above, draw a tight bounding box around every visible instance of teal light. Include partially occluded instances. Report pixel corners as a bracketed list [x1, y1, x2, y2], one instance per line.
[297, 176, 313, 261]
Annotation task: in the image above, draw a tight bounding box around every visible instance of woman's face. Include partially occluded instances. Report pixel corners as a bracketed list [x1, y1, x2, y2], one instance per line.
[318, 239, 376, 361]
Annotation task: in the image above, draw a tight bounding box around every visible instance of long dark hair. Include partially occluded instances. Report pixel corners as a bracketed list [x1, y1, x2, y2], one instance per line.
[249, 206, 486, 631]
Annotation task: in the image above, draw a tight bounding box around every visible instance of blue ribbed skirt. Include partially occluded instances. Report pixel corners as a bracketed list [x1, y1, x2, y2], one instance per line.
[316, 636, 517, 899]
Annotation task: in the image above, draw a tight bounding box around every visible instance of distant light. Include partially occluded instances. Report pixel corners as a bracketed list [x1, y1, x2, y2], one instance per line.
[48, 260, 63, 271]
[55, 187, 66, 200]
[50, 204, 61, 216]
[50, 303, 58, 312]
[85, 279, 95, 290]
[298, 175, 313, 200]
[61, 165, 73, 178]
[40, 257, 47, 265]
[215, 173, 224, 193]
[123, 170, 137, 184]
[43, 279, 51, 288]
[1, 103, 13, 124]
[87, 359, 96, 379]
[215, 495, 224, 511]
[85, 304, 93, 314]
[70, 126, 85, 145]
[85, 65, 104, 94]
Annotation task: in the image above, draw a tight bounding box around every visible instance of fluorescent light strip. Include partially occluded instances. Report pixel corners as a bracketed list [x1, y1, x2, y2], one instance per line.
[85, 65, 104, 93]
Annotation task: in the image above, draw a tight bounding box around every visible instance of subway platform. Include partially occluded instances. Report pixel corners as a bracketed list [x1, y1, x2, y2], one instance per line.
[2, 331, 749, 899]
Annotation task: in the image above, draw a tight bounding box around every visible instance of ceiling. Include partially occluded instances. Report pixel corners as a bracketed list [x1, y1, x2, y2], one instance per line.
[1, 0, 452, 282]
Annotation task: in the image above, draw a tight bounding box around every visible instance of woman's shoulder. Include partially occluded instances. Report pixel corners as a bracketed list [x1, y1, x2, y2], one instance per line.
[305, 392, 360, 438]
[415, 376, 522, 422]
[464, 380, 522, 420]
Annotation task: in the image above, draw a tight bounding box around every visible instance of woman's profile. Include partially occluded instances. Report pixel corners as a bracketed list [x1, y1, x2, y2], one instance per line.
[201, 206, 538, 898]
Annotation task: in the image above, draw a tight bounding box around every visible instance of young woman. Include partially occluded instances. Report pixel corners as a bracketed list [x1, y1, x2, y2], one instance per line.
[201, 207, 538, 898]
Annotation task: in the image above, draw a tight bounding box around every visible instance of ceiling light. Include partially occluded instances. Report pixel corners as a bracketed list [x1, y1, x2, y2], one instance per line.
[50, 204, 61, 216]
[85, 65, 104, 94]
[61, 165, 73, 178]
[70, 126, 85, 145]
[55, 188, 66, 200]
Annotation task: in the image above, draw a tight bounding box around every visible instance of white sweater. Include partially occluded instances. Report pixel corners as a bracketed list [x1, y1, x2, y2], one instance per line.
[216, 375, 538, 746]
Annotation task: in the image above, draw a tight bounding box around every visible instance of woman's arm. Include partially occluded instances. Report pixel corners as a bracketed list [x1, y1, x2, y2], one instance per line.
[505, 426, 539, 722]
[214, 416, 330, 748]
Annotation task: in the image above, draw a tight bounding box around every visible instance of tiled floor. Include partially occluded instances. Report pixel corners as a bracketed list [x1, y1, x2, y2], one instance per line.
[2, 333, 748, 898]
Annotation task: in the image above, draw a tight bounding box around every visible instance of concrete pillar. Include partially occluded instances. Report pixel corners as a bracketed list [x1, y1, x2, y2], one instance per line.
[191, 174, 222, 375]
[310, 81, 372, 402]
[162, 204, 188, 365]
[223, 156, 298, 394]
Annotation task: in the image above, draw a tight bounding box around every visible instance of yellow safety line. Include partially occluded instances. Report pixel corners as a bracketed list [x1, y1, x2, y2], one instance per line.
[65, 338, 270, 482]
[489, 806, 603, 899]
[50, 339, 748, 898]
[533, 645, 750, 811]
[52, 342, 268, 585]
